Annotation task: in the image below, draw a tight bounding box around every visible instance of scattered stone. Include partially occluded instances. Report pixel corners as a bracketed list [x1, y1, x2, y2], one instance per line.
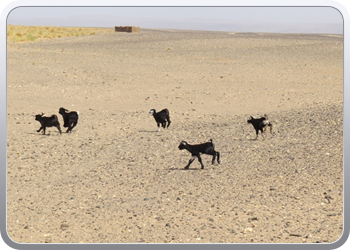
[289, 233, 302, 237]
[60, 224, 69, 230]
[44, 234, 52, 243]
[244, 228, 253, 234]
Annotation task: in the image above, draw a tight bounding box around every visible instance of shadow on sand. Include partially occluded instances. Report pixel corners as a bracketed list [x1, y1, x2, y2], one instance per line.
[138, 130, 160, 133]
[167, 167, 205, 171]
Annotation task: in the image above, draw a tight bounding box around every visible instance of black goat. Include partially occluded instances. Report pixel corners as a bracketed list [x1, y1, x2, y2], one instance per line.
[247, 114, 273, 140]
[178, 139, 220, 169]
[149, 108, 171, 132]
[35, 113, 62, 135]
[59, 107, 79, 133]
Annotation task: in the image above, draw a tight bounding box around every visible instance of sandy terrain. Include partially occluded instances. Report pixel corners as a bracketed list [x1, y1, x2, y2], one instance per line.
[6, 29, 343, 244]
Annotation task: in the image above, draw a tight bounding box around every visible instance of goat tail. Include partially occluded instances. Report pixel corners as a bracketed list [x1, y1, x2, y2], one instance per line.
[209, 139, 214, 146]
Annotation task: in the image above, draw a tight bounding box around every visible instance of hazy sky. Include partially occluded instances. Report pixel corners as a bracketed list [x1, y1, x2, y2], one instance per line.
[6, 6, 344, 34]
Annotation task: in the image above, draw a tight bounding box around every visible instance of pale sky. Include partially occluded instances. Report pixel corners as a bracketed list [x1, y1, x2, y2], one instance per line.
[6, 6, 344, 34]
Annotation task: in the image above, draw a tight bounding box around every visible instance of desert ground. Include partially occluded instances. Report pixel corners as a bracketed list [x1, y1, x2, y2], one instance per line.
[6, 29, 343, 244]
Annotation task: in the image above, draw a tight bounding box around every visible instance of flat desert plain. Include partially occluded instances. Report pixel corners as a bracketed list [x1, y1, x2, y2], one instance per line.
[6, 29, 343, 244]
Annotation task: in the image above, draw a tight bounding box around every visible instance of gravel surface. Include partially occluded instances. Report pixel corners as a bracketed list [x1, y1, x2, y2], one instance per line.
[7, 29, 343, 243]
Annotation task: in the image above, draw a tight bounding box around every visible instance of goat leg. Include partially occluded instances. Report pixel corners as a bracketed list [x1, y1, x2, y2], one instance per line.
[261, 128, 265, 140]
[211, 152, 221, 164]
[56, 125, 62, 134]
[263, 126, 267, 133]
[70, 121, 78, 131]
[211, 153, 216, 164]
[197, 155, 204, 169]
[269, 124, 273, 134]
[184, 156, 195, 169]
[255, 130, 259, 140]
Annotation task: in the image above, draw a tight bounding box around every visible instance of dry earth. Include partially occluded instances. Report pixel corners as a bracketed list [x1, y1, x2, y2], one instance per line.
[6, 29, 343, 244]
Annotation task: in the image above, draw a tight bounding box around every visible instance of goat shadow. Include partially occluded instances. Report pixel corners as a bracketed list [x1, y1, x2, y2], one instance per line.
[138, 130, 160, 133]
[247, 137, 272, 141]
[167, 167, 207, 171]
[27, 132, 61, 136]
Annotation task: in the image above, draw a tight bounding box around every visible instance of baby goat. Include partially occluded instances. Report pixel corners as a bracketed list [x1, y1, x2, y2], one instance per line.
[149, 108, 171, 132]
[59, 107, 79, 133]
[178, 139, 220, 169]
[35, 113, 62, 135]
[247, 114, 273, 140]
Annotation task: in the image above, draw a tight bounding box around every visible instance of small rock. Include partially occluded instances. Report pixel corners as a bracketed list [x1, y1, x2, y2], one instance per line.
[229, 229, 236, 234]
[289, 233, 302, 237]
[60, 224, 69, 230]
[244, 228, 253, 233]
[44, 234, 52, 243]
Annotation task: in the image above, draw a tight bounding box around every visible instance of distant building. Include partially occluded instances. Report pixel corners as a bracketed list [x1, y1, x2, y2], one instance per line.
[115, 26, 140, 33]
